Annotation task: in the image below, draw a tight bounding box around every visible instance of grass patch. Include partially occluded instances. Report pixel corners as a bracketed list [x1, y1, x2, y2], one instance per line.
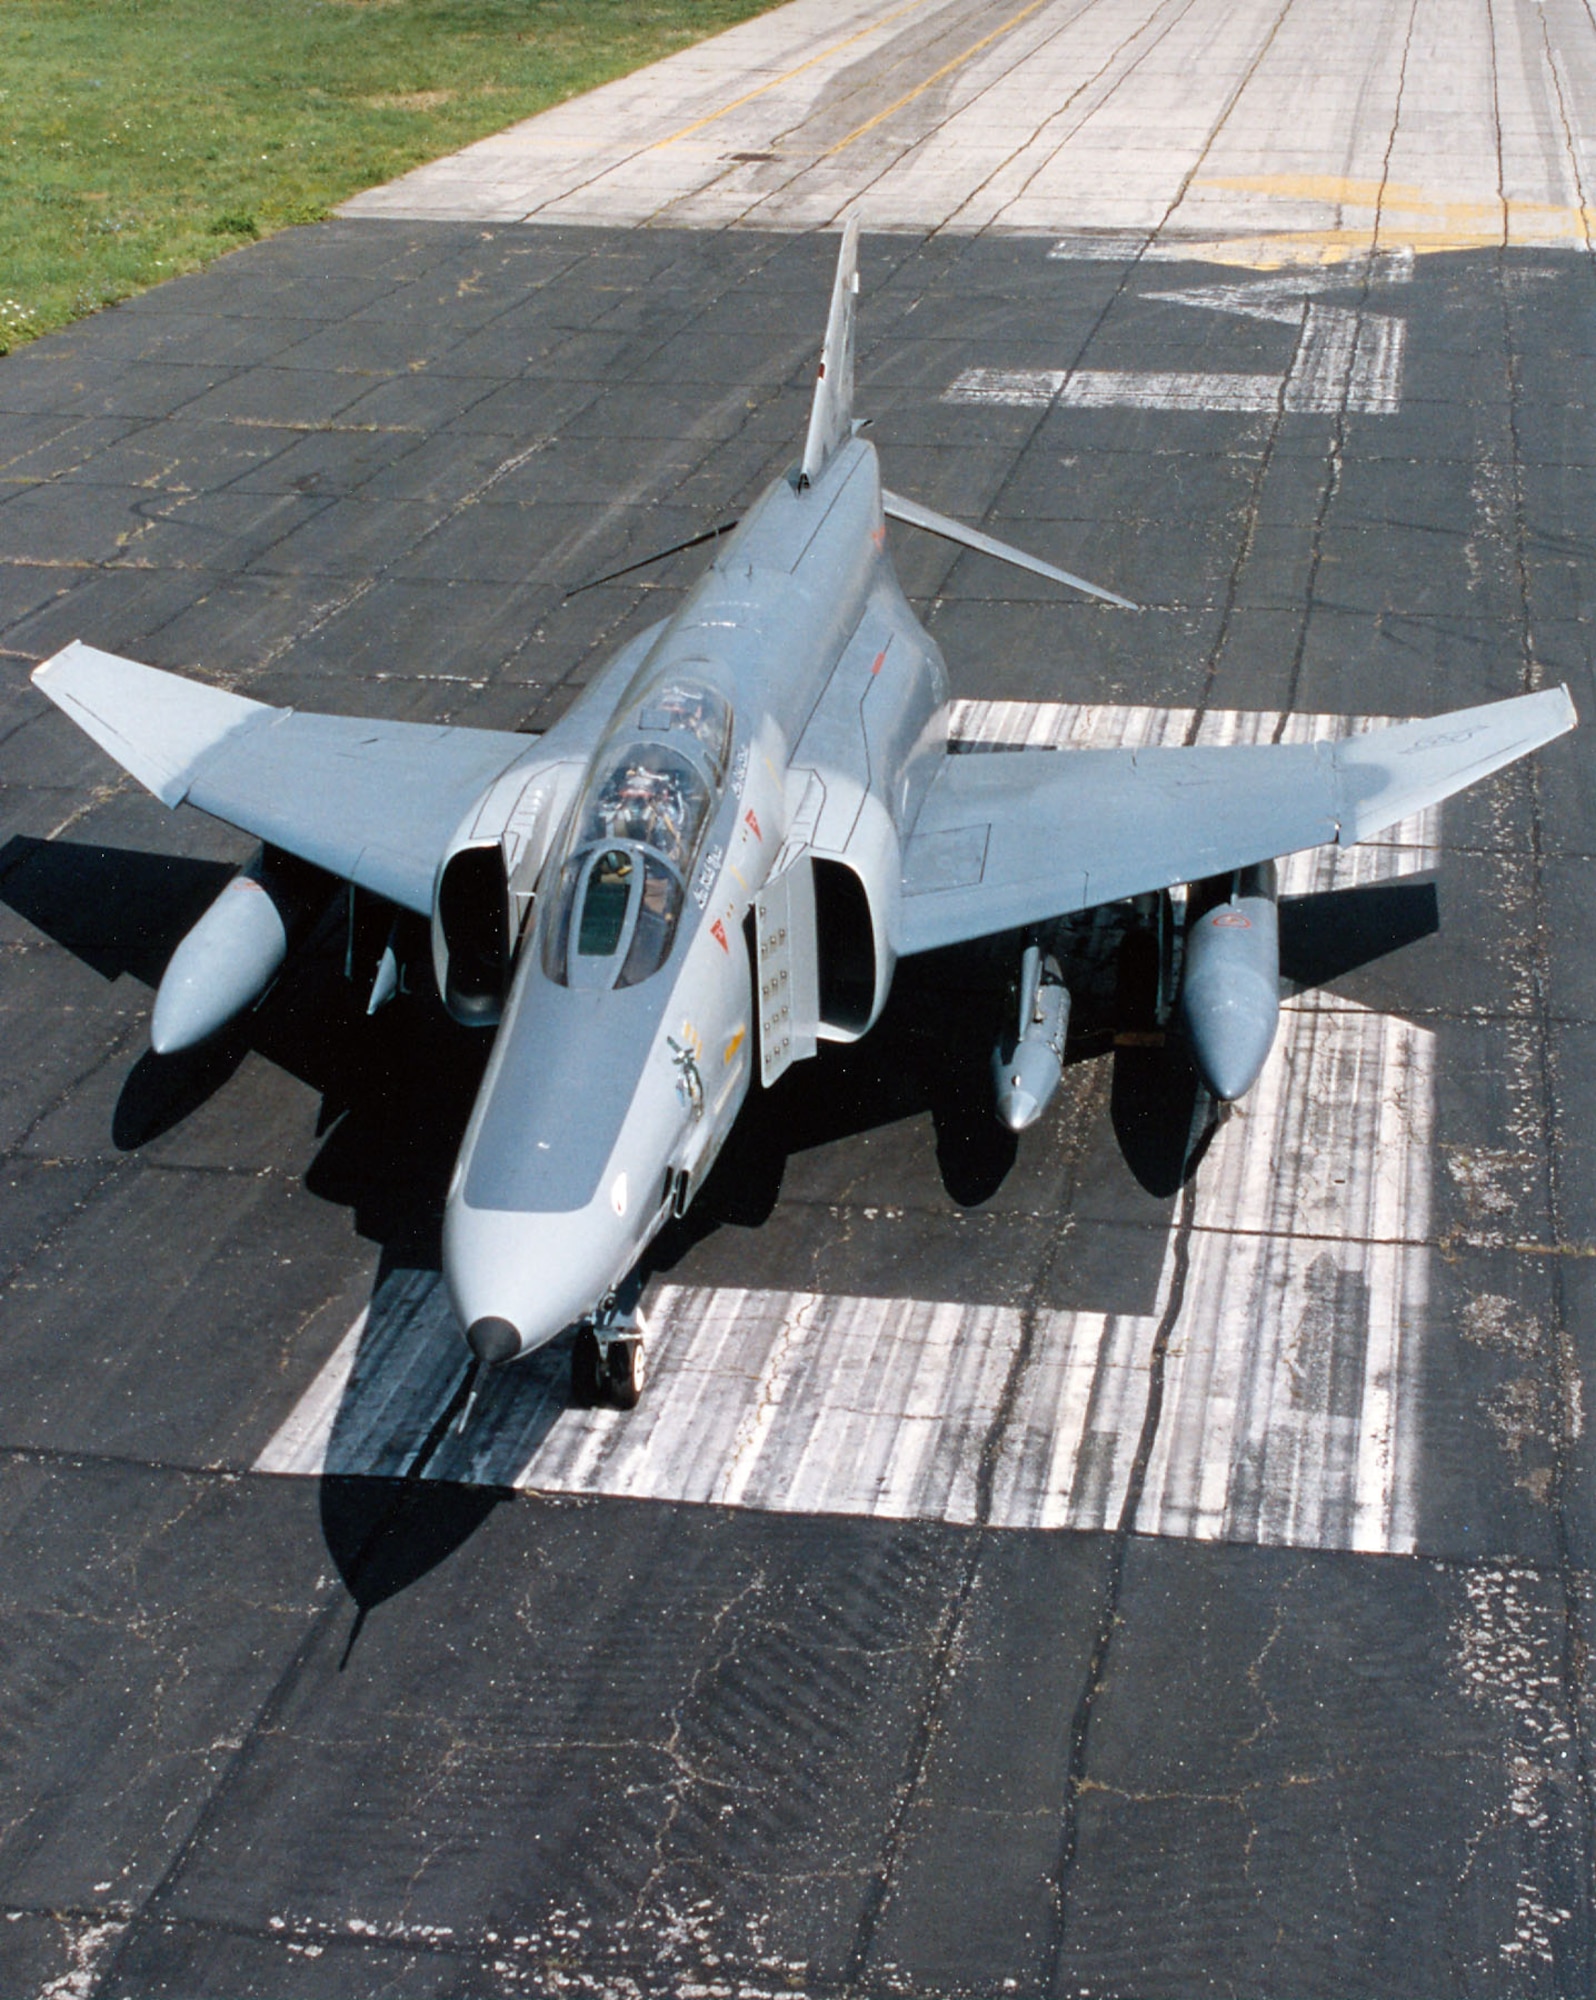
[0, 0, 783, 352]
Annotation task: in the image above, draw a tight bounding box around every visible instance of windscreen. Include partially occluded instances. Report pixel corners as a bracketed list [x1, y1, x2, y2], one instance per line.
[577, 744, 710, 871]
[543, 676, 731, 991]
[636, 680, 731, 782]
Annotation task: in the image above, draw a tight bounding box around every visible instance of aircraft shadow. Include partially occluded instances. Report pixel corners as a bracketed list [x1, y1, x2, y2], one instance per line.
[1278, 877, 1440, 990]
[3, 837, 1443, 1620]
[0, 834, 493, 1256]
[0, 834, 1443, 1266]
[309, 1268, 572, 1661]
[321, 1473, 514, 1668]
[0, 834, 235, 986]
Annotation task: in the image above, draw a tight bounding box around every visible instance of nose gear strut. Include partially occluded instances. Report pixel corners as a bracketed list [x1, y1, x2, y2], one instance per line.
[571, 1272, 651, 1410]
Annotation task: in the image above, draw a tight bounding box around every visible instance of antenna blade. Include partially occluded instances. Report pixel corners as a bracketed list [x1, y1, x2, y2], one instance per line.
[564, 519, 741, 598]
[882, 489, 1138, 609]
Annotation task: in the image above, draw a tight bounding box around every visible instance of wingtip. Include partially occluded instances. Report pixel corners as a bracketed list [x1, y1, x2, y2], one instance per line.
[30, 640, 84, 689]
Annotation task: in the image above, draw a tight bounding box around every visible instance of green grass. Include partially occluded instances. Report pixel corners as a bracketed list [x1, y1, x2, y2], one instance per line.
[0, 0, 782, 352]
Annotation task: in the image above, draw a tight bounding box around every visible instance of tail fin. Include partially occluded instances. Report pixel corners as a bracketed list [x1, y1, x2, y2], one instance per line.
[800, 218, 860, 486]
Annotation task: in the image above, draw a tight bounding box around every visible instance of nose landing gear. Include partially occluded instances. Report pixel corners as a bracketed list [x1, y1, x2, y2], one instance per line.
[571, 1278, 651, 1410]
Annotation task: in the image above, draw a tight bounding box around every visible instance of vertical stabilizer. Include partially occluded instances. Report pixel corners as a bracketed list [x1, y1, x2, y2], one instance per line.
[800, 218, 860, 486]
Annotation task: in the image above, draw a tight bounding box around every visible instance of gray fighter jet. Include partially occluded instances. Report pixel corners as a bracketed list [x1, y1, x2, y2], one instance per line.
[33, 224, 1576, 1406]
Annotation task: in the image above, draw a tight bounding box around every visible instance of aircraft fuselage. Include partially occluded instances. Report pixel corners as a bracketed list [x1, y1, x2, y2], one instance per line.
[443, 437, 948, 1363]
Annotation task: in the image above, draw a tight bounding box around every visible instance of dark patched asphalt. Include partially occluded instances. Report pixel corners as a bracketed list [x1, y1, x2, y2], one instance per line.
[0, 220, 1593, 1997]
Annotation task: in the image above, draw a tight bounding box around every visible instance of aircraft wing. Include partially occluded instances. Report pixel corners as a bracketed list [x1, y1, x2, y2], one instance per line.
[32, 642, 533, 916]
[896, 686, 1576, 955]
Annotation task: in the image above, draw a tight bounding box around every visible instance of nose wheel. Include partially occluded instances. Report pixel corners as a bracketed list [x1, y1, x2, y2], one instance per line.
[606, 1335, 645, 1410]
[570, 1291, 649, 1410]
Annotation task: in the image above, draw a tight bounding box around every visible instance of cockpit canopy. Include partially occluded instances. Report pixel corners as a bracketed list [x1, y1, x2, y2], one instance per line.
[543, 675, 732, 991]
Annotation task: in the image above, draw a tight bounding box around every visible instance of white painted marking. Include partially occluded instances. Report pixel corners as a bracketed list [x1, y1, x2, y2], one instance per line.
[1068, 371, 1290, 414]
[944, 278, 1408, 418]
[1142, 253, 1413, 325]
[257, 701, 1442, 1557]
[252, 1308, 368, 1476]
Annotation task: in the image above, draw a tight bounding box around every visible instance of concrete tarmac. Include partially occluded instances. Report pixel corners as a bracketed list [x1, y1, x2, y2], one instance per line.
[2, 2, 1596, 1995]
[349, 0, 1596, 257]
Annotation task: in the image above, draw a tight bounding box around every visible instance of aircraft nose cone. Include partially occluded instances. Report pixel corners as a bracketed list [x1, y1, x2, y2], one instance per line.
[466, 1316, 522, 1366]
[444, 1195, 633, 1360]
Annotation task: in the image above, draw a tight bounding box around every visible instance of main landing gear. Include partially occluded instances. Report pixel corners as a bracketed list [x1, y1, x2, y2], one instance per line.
[571, 1278, 650, 1410]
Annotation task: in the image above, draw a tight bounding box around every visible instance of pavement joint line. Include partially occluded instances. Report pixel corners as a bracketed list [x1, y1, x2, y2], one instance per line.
[1273, 0, 1417, 735]
[1534, 0, 1595, 256]
[658, 0, 940, 151]
[826, 0, 1104, 238]
[1048, 1148, 1204, 1980]
[0, 1428, 1574, 1587]
[936, 0, 1208, 242]
[1491, 10, 1596, 1965]
[207, 240, 800, 685]
[840, 960, 1102, 1987]
[81, 1367, 486, 1995]
[915, 0, 1300, 688]
[5, 1011, 145, 1160]
[0, 1155, 127, 1309]
[823, 0, 1059, 159]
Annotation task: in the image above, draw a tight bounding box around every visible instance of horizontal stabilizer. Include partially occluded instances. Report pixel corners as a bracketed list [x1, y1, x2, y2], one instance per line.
[882, 490, 1137, 609]
[32, 643, 533, 915]
[898, 685, 1576, 955]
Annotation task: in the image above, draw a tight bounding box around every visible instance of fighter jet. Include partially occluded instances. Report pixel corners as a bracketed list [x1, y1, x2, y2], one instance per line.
[32, 223, 1576, 1406]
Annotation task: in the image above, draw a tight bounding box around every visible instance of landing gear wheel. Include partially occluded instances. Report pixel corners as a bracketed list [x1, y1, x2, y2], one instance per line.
[571, 1325, 602, 1406]
[606, 1336, 645, 1411]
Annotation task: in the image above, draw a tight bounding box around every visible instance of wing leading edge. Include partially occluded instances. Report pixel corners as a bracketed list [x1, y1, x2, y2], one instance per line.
[32, 642, 533, 915]
[897, 686, 1577, 956]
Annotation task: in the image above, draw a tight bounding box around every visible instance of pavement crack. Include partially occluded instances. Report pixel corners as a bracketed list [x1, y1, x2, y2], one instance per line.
[1485, 1, 1596, 1982]
[1042, 1125, 1209, 1986]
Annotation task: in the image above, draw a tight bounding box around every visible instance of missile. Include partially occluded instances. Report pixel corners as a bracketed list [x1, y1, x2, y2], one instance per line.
[993, 944, 1070, 1132]
[150, 849, 318, 1055]
[1178, 861, 1279, 1102]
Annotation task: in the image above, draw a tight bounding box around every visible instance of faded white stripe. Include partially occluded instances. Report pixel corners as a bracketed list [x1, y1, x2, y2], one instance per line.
[943, 305, 1406, 416]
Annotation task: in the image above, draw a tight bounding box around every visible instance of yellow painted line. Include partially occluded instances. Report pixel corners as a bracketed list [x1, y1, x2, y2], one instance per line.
[656, 0, 938, 150]
[1183, 224, 1594, 271]
[1189, 171, 1596, 263]
[824, 0, 1056, 157]
[1202, 169, 1575, 218]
